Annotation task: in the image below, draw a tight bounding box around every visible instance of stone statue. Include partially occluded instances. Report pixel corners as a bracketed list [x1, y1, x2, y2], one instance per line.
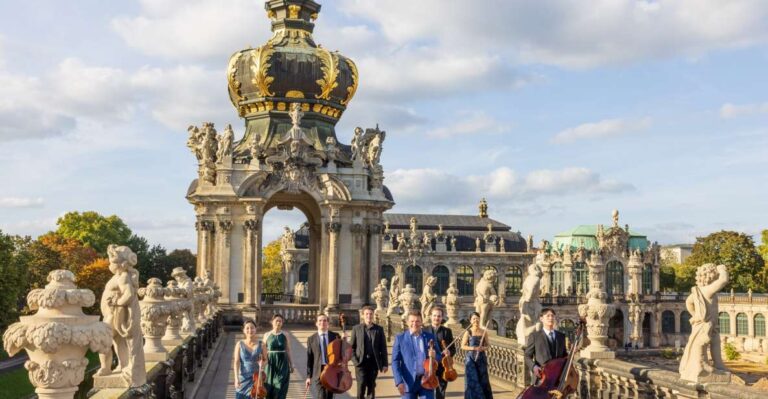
[422, 232, 432, 248]
[420, 276, 437, 320]
[679, 264, 730, 382]
[474, 268, 500, 328]
[351, 127, 363, 161]
[301, 282, 308, 298]
[475, 236, 482, 252]
[366, 127, 385, 166]
[371, 279, 389, 311]
[444, 283, 460, 325]
[96, 245, 147, 387]
[387, 275, 402, 316]
[172, 267, 196, 334]
[450, 236, 457, 251]
[281, 226, 295, 249]
[516, 263, 543, 346]
[216, 123, 234, 161]
[399, 284, 418, 313]
[250, 132, 263, 161]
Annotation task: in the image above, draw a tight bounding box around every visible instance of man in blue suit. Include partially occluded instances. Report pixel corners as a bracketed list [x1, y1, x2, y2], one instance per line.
[392, 310, 441, 399]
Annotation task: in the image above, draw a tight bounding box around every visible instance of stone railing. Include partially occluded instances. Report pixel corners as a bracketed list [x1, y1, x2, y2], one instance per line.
[260, 293, 309, 305]
[449, 326, 528, 391]
[541, 295, 589, 306]
[718, 293, 768, 305]
[575, 357, 767, 399]
[257, 304, 318, 324]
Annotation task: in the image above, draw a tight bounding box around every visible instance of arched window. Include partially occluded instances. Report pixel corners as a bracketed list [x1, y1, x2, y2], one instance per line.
[483, 266, 499, 292]
[551, 262, 564, 295]
[432, 265, 449, 295]
[662, 311, 676, 334]
[406, 265, 423, 294]
[642, 264, 653, 295]
[299, 263, 309, 283]
[573, 262, 589, 295]
[505, 318, 517, 339]
[736, 313, 748, 336]
[680, 311, 692, 334]
[559, 319, 577, 343]
[605, 261, 624, 297]
[718, 312, 730, 335]
[755, 314, 766, 337]
[457, 266, 474, 296]
[505, 266, 523, 296]
[380, 264, 395, 287]
[490, 319, 499, 333]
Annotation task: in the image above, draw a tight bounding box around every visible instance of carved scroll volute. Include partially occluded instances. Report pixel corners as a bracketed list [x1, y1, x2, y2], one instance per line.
[2, 270, 112, 398]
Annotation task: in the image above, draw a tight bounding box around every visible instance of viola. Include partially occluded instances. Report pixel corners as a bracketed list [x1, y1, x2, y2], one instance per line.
[516, 321, 586, 399]
[421, 340, 440, 390]
[319, 313, 354, 394]
[439, 339, 458, 382]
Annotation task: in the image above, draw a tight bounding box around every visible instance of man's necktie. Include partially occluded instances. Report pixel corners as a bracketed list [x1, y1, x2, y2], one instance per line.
[321, 334, 327, 364]
[548, 331, 556, 356]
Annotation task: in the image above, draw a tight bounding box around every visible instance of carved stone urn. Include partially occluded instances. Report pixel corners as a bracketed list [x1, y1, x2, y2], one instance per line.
[138, 278, 173, 360]
[162, 280, 189, 345]
[578, 253, 616, 359]
[193, 278, 210, 325]
[2, 270, 112, 399]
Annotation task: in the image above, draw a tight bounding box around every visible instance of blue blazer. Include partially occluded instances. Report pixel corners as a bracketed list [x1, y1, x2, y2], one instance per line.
[392, 330, 442, 391]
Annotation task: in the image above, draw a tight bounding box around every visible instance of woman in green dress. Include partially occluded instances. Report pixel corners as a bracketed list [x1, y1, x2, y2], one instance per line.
[262, 314, 294, 399]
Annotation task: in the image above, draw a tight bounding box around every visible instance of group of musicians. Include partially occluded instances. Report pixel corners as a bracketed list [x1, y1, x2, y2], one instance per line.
[234, 306, 567, 399]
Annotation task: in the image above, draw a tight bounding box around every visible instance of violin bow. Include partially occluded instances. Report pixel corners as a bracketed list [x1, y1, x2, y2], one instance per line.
[474, 318, 492, 362]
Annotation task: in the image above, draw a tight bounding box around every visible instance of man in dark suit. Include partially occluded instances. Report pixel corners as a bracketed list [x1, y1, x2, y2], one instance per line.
[350, 305, 388, 398]
[421, 307, 455, 399]
[306, 313, 340, 399]
[524, 307, 567, 383]
[392, 310, 441, 399]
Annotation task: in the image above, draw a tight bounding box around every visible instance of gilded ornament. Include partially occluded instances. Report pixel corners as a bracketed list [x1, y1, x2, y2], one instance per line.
[310, 13, 318, 21]
[286, 90, 305, 98]
[227, 51, 245, 103]
[340, 58, 358, 105]
[277, 102, 287, 111]
[250, 44, 275, 97]
[315, 48, 339, 100]
[313, 103, 323, 112]
[288, 5, 301, 19]
[267, 9, 276, 20]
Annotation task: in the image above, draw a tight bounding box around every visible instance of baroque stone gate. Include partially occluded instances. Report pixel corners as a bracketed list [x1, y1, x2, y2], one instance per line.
[185, 0, 393, 317]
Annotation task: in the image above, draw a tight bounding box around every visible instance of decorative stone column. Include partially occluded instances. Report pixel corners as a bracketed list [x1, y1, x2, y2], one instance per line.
[350, 223, 366, 304]
[216, 219, 232, 295]
[243, 218, 259, 306]
[562, 250, 574, 295]
[627, 251, 643, 301]
[162, 280, 188, 346]
[578, 252, 616, 359]
[539, 257, 552, 297]
[497, 268, 507, 303]
[325, 221, 341, 313]
[628, 300, 643, 348]
[139, 278, 173, 361]
[197, 220, 215, 278]
[2, 270, 112, 399]
[368, 223, 383, 300]
[652, 263, 660, 293]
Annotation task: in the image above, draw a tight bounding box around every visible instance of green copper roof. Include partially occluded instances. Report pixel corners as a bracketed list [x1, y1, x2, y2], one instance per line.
[552, 225, 649, 252]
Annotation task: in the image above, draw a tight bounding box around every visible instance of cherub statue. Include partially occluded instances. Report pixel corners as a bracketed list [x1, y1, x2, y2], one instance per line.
[679, 264, 730, 382]
[387, 275, 401, 317]
[172, 267, 196, 334]
[420, 276, 437, 320]
[474, 268, 500, 328]
[96, 245, 146, 386]
[516, 264, 543, 345]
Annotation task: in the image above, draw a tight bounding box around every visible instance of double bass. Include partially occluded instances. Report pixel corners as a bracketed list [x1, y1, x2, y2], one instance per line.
[439, 339, 458, 382]
[516, 321, 586, 399]
[421, 340, 440, 390]
[319, 313, 354, 394]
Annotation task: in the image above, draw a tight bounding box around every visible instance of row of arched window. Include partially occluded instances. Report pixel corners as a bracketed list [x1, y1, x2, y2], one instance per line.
[660, 310, 767, 337]
[549, 261, 654, 296]
[379, 264, 524, 296]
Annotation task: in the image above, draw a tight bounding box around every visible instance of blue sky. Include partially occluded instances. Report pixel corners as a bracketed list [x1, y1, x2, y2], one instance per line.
[1, 0, 767, 250]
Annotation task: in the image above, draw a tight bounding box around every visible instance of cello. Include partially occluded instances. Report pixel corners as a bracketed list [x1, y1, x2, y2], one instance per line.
[421, 340, 440, 390]
[516, 320, 586, 399]
[439, 339, 458, 382]
[319, 313, 354, 394]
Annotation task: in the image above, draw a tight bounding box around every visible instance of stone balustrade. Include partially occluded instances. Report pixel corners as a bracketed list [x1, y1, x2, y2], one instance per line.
[257, 304, 319, 324]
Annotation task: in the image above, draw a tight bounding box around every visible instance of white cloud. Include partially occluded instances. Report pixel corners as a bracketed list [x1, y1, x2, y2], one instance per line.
[111, 0, 269, 60]
[0, 197, 44, 208]
[551, 117, 651, 144]
[426, 111, 508, 138]
[719, 102, 768, 118]
[387, 166, 634, 208]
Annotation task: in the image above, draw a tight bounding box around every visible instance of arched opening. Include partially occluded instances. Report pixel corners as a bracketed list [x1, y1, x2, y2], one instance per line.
[609, 309, 624, 348]
[505, 266, 523, 296]
[432, 265, 449, 296]
[573, 261, 589, 295]
[642, 264, 653, 295]
[299, 263, 309, 283]
[457, 265, 474, 296]
[380, 264, 395, 287]
[551, 262, 564, 295]
[680, 311, 692, 334]
[642, 312, 652, 348]
[736, 313, 748, 336]
[605, 261, 624, 297]
[755, 314, 766, 337]
[505, 318, 517, 339]
[718, 312, 731, 335]
[406, 265, 423, 294]
[661, 311, 675, 334]
[260, 206, 311, 305]
[490, 319, 499, 333]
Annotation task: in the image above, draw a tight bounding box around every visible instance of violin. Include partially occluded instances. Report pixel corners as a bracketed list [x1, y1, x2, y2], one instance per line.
[250, 359, 267, 399]
[516, 320, 586, 399]
[439, 339, 458, 382]
[421, 340, 440, 390]
[320, 313, 354, 394]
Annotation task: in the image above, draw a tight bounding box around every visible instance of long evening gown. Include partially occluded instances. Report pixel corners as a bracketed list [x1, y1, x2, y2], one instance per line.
[264, 331, 290, 399]
[464, 335, 494, 399]
[235, 340, 262, 399]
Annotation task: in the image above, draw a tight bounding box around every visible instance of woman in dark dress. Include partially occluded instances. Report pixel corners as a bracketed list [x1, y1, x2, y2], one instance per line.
[461, 312, 493, 399]
[262, 314, 294, 399]
[233, 320, 264, 399]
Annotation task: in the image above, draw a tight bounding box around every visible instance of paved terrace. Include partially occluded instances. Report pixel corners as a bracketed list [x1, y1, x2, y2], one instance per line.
[191, 326, 518, 398]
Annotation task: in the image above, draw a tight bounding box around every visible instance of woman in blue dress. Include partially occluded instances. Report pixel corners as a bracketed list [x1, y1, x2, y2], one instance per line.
[233, 320, 264, 399]
[461, 312, 493, 399]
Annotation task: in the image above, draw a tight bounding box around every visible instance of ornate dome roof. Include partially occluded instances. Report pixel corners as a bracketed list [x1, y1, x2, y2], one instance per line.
[227, 0, 358, 122]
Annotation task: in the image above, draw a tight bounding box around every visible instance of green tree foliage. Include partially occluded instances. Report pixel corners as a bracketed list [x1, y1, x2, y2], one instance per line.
[659, 265, 677, 291]
[165, 249, 197, 278]
[684, 231, 765, 292]
[55, 211, 132, 255]
[0, 230, 27, 331]
[723, 342, 741, 361]
[758, 230, 768, 288]
[262, 240, 283, 294]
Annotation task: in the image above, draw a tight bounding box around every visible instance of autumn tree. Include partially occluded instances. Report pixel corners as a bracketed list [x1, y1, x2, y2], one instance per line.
[75, 258, 112, 315]
[262, 240, 283, 294]
[37, 232, 98, 275]
[683, 231, 765, 292]
[55, 211, 132, 255]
